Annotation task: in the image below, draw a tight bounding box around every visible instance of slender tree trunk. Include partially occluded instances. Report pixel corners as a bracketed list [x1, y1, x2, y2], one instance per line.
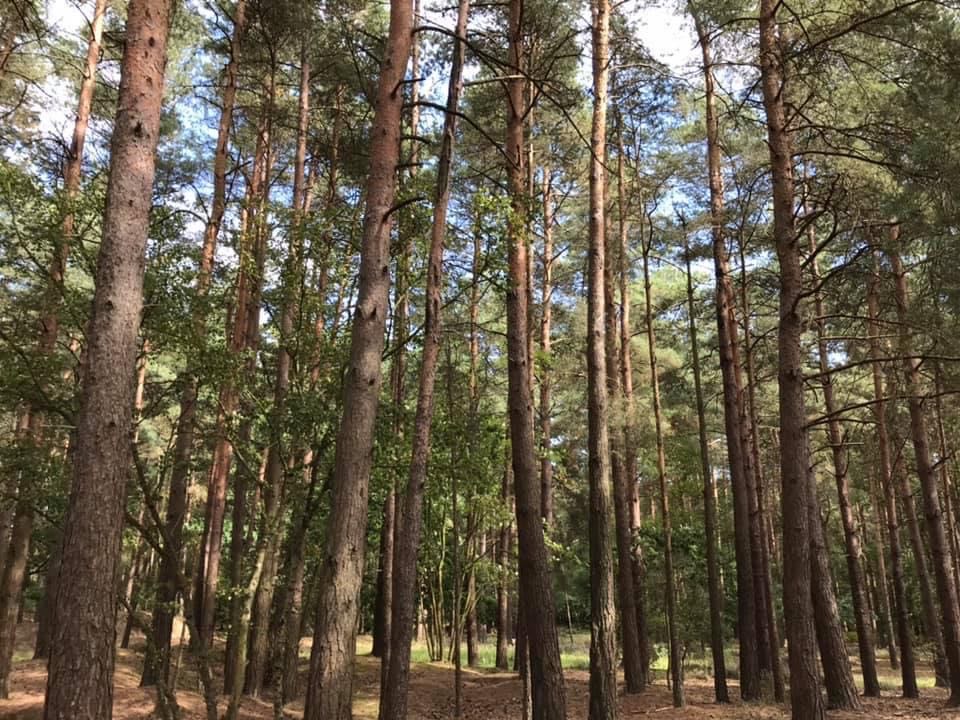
[302, 2, 412, 716]
[641, 234, 683, 708]
[808, 236, 879, 696]
[379, 3, 468, 713]
[695, 9, 761, 695]
[146, 3, 247, 683]
[539, 171, 555, 528]
[606, 115, 645, 696]
[496, 460, 512, 671]
[867, 257, 917, 697]
[0, 0, 109, 685]
[616, 144, 650, 684]
[43, 1, 171, 715]
[757, 2, 825, 717]
[196, 65, 269, 654]
[887, 234, 960, 704]
[503, 3, 567, 717]
[886, 366, 949, 687]
[736, 236, 782, 701]
[934, 366, 960, 600]
[0, 494, 31, 698]
[243, 47, 311, 700]
[682, 232, 729, 702]
[586, 0, 619, 716]
[806, 456, 860, 710]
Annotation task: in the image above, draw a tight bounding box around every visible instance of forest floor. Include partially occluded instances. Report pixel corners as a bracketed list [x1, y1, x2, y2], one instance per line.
[1, 622, 957, 719]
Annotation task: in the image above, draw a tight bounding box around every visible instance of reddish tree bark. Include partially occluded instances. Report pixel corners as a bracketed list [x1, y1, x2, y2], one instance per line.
[43, 0, 172, 715]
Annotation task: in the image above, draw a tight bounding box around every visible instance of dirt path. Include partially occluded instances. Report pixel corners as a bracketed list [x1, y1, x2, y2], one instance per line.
[1, 624, 957, 719]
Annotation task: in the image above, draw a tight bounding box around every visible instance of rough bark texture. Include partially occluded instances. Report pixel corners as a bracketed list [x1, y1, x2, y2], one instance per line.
[887, 235, 960, 704]
[302, 1, 412, 716]
[586, 0, 619, 716]
[503, 2, 567, 717]
[867, 257, 918, 697]
[379, 0, 468, 712]
[807, 461, 860, 710]
[757, 2, 825, 717]
[43, 1, 171, 716]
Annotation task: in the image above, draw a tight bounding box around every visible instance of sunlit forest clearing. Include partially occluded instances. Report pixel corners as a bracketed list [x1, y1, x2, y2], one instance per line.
[2, 0, 960, 719]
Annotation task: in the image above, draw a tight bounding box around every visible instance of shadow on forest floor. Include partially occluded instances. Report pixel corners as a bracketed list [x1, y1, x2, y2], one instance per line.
[0, 623, 955, 719]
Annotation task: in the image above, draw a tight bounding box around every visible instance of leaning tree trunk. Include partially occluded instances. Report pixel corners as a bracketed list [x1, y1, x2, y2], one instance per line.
[43, 0, 172, 716]
[887, 233, 960, 704]
[496, 459, 512, 671]
[757, 2, 825, 717]
[867, 255, 918, 697]
[585, 0, 619, 716]
[302, 0, 413, 716]
[503, 2, 567, 718]
[378, 0, 468, 713]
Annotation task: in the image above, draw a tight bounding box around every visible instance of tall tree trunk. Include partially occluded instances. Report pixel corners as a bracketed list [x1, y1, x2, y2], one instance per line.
[222, 101, 274, 688]
[934, 365, 960, 600]
[0, 492, 31, 698]
[0, 0, 109, 685]
[682, 230, 728, 703]
[867, 257, 917, 696]
[379, 2, 468, 713]
[586, 0, 619, 716]
[806, 456, 860, 710]
[886, 365, 949, 687]
[43, 0, 172, 715]
[302, 1, 413, 716]
[641, 231, 682, 709]
[539, 170, 555, 528]
[195, 68, 269, 657]
[736, 236, 782, 701]
[243, 46, 311, 700]
[616, 141, 650, 684]
[606, 114, 645, 697]
[145, 2, 247, 683]
[496, 459, 512, 671]
[695, 7, 761, 696]
[503, 2, 567, 717]
[808, 233, 879, 696]
[887, 233, 960, 704]
[757, 2, 824, 717]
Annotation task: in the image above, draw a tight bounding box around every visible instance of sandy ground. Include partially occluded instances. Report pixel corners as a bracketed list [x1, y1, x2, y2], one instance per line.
[1, 623, 957, 719]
